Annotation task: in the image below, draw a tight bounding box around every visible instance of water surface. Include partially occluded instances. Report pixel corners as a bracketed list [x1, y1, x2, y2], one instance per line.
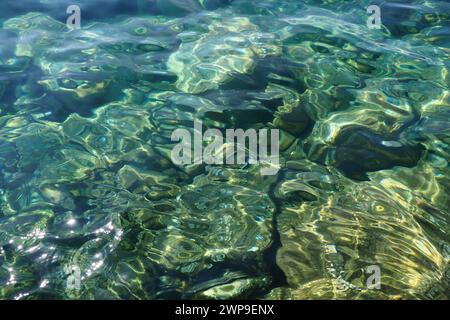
[0, 0, 449, 299]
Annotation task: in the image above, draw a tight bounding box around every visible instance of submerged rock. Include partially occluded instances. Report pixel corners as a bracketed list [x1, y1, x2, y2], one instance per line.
[4, 13, 180, 118]
[270, 160, 448, 299]
[167, 16, 280, 93]
[72, 167, 277, 299]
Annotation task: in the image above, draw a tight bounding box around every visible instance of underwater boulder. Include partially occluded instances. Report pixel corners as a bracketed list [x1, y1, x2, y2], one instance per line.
[4, 13, 180, 118]
[167, 17, 280, 93]
[305, 126, 424, 179]
[303, 88, 424, 179]
[271, 162, 448, 299]
[81, 167, 278, 299]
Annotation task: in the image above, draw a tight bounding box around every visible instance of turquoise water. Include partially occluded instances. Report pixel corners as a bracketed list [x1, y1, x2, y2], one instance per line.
[0, 0, 449, 299]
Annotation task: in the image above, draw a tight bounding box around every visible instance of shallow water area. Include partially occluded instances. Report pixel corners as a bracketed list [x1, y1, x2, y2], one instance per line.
[0, 0, 449, 300]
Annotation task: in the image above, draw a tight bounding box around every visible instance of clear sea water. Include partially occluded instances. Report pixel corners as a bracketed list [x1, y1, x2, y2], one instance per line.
[0, 0, 449, 299]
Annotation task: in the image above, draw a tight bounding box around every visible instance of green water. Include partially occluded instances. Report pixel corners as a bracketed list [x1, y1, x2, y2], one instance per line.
[0, 0, 449, 299]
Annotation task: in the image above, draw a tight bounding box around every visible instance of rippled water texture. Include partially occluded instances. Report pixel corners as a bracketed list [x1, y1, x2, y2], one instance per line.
[0, 0, 449, 299]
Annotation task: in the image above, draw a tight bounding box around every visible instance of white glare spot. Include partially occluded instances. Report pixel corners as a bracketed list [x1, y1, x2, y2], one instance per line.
[39, 279, 49, 288]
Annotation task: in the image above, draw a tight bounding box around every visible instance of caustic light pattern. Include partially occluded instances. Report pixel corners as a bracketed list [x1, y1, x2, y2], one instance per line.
[0, 0, 449, 300]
